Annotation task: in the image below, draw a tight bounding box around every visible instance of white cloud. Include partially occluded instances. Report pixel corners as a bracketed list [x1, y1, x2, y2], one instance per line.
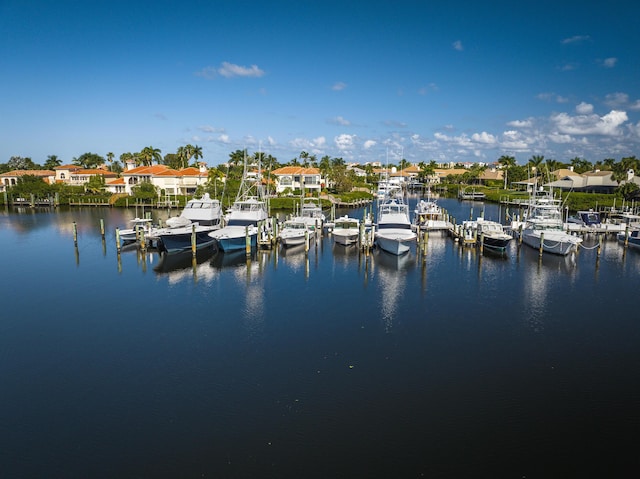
[418, 83, 438, 95]
[537, 93, 569, 103]
[575, 102, 594, 115]
[330, 116, 351, 126]
[199, 125, 225, 133]
[363, 140, 377, 149]
[630, 100, 640, 111]
[508, 119, 533, 128]
[560, 62, 578, 71]
[561, 35, 590, 44]
[602, 57, 617, 68]
[334, 134, 355, 150]
[471, 132, 497, 144]
[604, 92, 628, 108]
[501, 130, 529, 150]
[195, 62, 265, 79]
[218, 134, 230, 144]
[452, 40, 463, 51]
[551, 109, 628, 136]
[332, 82, 347, 91]
[218, 62, 265, 78]
[313, 136, 326, 148]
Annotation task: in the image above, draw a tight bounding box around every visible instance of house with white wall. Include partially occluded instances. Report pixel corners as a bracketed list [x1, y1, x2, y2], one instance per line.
[270, 166, 324, 194]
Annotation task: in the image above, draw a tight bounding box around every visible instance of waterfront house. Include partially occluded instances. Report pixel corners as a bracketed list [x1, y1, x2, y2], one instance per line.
[105, 162, 209, 196]
[0, 170, 56, 193]
[270, 166, 324, 194]
[53, 165, 117, 186]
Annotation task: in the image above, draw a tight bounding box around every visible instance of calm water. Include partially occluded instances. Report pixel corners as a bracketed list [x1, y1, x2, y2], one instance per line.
[1, 197, 639, 478]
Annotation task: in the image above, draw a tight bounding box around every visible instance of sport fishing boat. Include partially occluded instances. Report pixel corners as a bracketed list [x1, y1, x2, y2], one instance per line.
[208, 162, 269, 252]
[512, 190, 582, 255]
[375, 193, 417, 255]
[152, 194, 222, 253]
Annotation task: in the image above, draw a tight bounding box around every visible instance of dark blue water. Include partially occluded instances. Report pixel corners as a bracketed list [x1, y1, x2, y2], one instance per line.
[1, 198, 639, 478]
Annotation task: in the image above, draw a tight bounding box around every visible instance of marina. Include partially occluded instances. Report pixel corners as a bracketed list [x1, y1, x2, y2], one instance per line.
[1, 197, 640, 478]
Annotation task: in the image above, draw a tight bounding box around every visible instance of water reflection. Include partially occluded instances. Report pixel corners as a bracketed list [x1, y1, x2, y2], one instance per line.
[373, 250, 415, 332]
[213, 250, 270, 341]
[153, 247, 219, 285]
[519, 247, 577, 332]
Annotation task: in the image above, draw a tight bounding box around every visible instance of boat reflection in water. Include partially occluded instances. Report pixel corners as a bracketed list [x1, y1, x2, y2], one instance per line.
[372, 249, 415, 332]
[153, 246, 218, 285]
[211, 249, 270, 341]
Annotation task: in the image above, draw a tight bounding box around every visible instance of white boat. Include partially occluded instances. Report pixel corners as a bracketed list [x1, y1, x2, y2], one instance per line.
[513, 191, 582, 255]
[278, 217, 313, 247]
[151, 194, 222, 253]
[119, 217, 155, 243]
[375, 194, 417, 255]
[376, 176, 402, 200]
[299, 198, 325, 230]
[464, 218, 513, 252]
[617, 227, 640, 249]
[413, 191, 447, 231]
[208, 163, 270, 252]
[165, 193, 222, 228]
[332, 215, 361, 246]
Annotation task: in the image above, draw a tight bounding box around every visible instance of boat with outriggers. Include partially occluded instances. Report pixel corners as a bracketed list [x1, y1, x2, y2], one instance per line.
[375, 192, 417, 255]
[208, 161, 270, 252]
[511, 189, 582, 255]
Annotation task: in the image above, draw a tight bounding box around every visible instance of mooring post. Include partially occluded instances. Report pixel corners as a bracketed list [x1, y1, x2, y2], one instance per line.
[480, 232, 484, 255]
[115, 228, 121, 252]
[191, 224, 197, 256]
[100, 219, 105, 239]
[518, 224, 523, 244]
[624, 224, 629, 247]
[539, 232, 544, 257]
[73, 221, 78, 245]
[245, 226, 251, 256]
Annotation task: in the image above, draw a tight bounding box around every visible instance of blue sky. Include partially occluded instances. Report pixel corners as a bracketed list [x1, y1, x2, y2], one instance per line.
[2, 0, 639, 167]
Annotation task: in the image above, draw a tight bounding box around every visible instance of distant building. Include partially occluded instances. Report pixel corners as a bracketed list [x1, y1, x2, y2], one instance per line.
[270, 166, 324, 194]
[0, 169, 56, 192]
[105, 162, 209, 196]
[53, 164, 117, 186]
[545, 169, 638, 193]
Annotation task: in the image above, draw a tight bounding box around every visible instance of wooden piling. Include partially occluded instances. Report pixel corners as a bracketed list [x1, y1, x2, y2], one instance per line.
[73, 221, 78, 245]
[115, 228, 121, 252]
[479, 232, 484, 255]
[191, 224, 197, 256]
[539, 232, 544, 257]
[100, 219, 105, 238]
[245, 226, 251, 256]
[624, 225, 629, 247]
[518, 224, 523, 244]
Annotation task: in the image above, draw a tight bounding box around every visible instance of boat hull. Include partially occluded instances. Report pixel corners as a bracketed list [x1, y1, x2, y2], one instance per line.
[333, 231, 359, 246]
[375, 232, 415, 255]
[210, 226, 259, 252]
[521, 230, 581, 255]
[157, 229, 217, 254]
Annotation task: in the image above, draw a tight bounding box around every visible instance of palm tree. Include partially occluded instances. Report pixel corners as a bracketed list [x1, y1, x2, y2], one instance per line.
[139, 146, 162, 166]
[43, 154, 62, 170]
[191, 145, 203, 167]
[497, 155, 516, 189]
[527, 155, 545, 177]
[299, 151, 310, 167]
[106, 152, 114, 171]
